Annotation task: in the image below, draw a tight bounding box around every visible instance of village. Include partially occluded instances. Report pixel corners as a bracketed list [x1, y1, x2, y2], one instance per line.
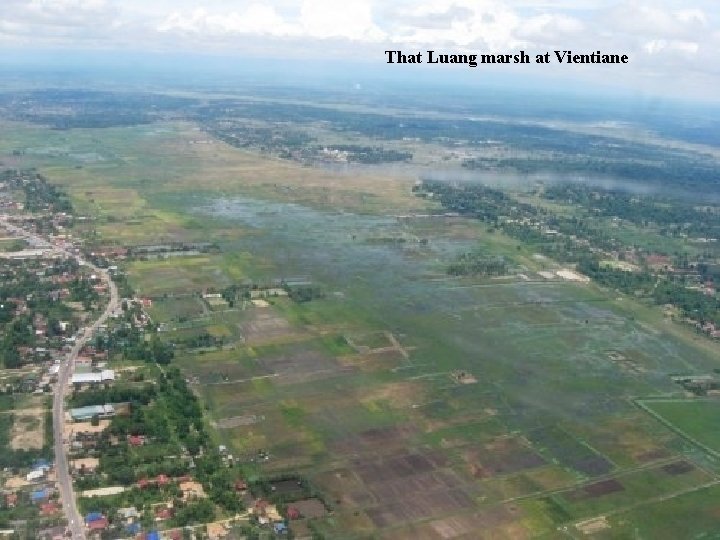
[0, 170, 322, 539]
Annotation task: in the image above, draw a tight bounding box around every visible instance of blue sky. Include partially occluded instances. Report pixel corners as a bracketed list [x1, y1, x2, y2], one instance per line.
[1, 1, 719, 101]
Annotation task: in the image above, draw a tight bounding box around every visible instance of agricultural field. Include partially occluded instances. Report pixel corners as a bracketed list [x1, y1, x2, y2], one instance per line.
[641, 400, 720, 454]
[3, 112, 720, 538]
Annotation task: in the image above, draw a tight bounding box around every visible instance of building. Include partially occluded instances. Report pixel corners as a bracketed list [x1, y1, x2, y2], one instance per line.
[38, 526, 66, 540]
[70, 404, 115, 422]
[30, 488, 49, 504]
[128, 435, 145, 447]
[70, 457, 100, 474]
[70, 370, 115, 386]
[179, 480, 206, 501]
[26, 469, 46, 482]
[117, 507, 139, 521]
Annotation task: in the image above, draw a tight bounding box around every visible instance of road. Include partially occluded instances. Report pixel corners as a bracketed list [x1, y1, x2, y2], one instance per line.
[1, 217, 119, 539]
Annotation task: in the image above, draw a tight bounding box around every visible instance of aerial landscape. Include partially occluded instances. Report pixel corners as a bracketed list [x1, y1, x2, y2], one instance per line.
[1, 1, 720, 539]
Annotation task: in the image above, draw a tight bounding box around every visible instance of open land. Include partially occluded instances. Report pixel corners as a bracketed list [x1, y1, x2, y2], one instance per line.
[1, 88, 720, 539]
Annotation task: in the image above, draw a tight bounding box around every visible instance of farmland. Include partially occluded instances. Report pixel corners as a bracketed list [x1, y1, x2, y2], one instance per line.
[2, 89, 720, 538]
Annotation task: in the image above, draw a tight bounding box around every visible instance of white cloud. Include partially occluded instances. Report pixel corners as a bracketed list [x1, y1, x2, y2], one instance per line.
[299, 0, 385, 41]
[0, 0, 718, 100]
[643, 39, 699, 55]
[157, 0, 386, 42]
[158, 5, 295, 37]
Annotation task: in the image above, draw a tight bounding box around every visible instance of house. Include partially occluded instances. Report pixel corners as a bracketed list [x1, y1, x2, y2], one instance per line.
[287, 506, 301, 520]
[206, 523, 228, 539]
[234, 479, 248, 492]
[179, 480, 206, 501]
[85, 512, 104, 524]
[32, 458, 51, 470]
[70, 404, 115, 422]
[75, 356, 93, 368]
[117, 507, 139, 521]
[128, 435, 145, 447]
[26, 469, 46, 482]
[87, 518, 108, 531]
[252, 499, 282, 522]
[70, 370, 115, 386]
[38, 526, 66, 540]
[156, 474, 170, 486]
[30, 488, 49, 503]
[71, 457, 100, 475]
[4, 494, 17, 508]
[41, 502, 59, 516]
[274, 522, 288, 535]
[154, 506, 173, 521]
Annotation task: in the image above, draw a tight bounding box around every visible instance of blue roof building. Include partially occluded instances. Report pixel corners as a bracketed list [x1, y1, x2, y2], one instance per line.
[147, 531, 160, 540]
[85, 512, 104, 523]
[30, 489, 48, 502]
[32, 458, 51, 470]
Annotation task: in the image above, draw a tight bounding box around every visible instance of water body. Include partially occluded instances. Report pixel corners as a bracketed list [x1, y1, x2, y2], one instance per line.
[198, 195, 720, 425]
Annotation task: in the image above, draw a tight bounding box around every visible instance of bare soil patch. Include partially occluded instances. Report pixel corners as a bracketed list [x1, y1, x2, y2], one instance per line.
[10, 411, 44, 450]
[241, 310, 304, 345]
[662, 460, 695, 475]
[258, 347, 350, 385]
[566, 479, 624, 501]
[463, 436, 545, 478]
[576, 516, 610, 535]
[291, 498, 328, 519]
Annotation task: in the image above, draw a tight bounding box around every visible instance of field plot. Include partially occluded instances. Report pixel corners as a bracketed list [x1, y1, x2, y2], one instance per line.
[557, 461, 713, 518]
[641, 400, 720, 453]
[10, 412, 45, 450]
[174, 347, 272, 385]
[604, 483, 720, 539]
[127, 255, 233, 296]
[4, 395, 48, 451]
[148, 296, 206, 322]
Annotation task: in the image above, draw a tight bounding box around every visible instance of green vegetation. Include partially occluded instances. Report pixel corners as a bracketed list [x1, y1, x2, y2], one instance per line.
[1, 89, 720, 537]
[643, 400, 720, 453]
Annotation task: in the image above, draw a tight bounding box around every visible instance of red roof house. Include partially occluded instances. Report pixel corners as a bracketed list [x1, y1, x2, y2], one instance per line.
[154, 506, 173, 521]
[234, 480, 248, 492]
[128, 435, 145, 446]
[41, 502, 59, 516]
[287, 506, 301, 520]
[88, 517, 108, 530]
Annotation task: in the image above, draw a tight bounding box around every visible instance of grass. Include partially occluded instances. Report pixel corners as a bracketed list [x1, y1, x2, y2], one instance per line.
[642, 400, 720, 453]
[605, 483, 720, 539]
[127, 255, 234, 296]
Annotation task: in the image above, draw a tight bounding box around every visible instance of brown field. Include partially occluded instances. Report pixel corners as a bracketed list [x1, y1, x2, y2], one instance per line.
[566, 479, 625, 501]
[463, 436, 546, 478]
[241, 309, 306, 346]
[291, 498, 328, 519]
[10, 410, 45, 450]
[662, 460, 695, 475]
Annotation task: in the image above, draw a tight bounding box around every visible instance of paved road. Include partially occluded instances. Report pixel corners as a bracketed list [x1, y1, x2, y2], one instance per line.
[1, 217, 119, 539]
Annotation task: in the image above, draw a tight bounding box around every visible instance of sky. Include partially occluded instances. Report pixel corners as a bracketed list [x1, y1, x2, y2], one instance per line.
[1, 0, 719, 101]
